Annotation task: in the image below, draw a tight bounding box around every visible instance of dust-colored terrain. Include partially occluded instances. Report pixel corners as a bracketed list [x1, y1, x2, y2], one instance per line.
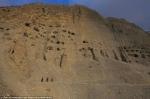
[0, 4, 150, 99]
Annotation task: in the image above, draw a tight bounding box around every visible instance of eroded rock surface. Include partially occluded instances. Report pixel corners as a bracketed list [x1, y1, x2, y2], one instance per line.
[0, 4, 150, 99]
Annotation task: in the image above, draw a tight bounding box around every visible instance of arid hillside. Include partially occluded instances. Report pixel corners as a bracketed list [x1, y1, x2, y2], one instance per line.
[0, 4, 150, 99]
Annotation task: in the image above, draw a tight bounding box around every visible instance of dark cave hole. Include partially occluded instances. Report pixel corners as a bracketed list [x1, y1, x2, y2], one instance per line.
[47, 46, 53, 50]
[62, 30, 66, 32]
[34, 27, 39, 32]
[25, 23, 30, 27]
[46, 78, 49, 82]
[23, 32, 28, 37]
[57, 48, 60, 51]
[56, 41, 60, 44]
[83, 40, 88, 43]
[51, 35, 56, 38]
[50, 78, 54, 82]
[41, 77, 44, 82]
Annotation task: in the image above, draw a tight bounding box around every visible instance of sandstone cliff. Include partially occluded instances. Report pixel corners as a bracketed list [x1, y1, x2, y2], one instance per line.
[0, 4, 150, 99]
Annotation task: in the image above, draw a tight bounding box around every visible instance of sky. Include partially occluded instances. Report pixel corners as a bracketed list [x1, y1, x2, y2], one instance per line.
[0, 0, 149, 31]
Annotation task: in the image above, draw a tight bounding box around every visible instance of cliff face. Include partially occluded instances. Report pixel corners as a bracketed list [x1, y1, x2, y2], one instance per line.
[0, 4, 150, 99]
[107, 17, 150, 65]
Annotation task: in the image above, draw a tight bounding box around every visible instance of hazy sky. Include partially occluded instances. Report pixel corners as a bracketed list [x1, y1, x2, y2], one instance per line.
[0, 0, 149, 31]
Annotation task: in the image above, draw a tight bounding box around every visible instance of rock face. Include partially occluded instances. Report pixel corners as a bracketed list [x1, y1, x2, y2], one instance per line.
[0, 4, 150, 99]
